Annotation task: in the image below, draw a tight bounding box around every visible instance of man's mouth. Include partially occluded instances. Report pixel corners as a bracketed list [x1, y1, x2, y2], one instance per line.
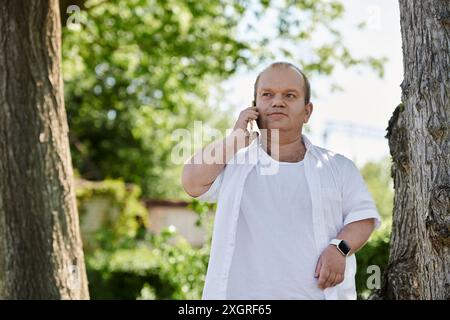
[268, 112, 287, 117]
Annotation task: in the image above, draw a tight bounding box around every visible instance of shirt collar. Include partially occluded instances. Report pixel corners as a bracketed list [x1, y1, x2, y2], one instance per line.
[247, 132, 317, 162]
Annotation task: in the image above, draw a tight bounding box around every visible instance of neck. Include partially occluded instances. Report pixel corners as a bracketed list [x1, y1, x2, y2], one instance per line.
[260, 130, 306, 162]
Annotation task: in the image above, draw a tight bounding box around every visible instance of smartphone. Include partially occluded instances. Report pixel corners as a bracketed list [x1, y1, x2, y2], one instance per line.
[251, 100, 260, 132]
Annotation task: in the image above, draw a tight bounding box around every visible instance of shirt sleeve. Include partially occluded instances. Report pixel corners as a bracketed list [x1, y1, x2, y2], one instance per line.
[192, 169, 225, 203]
[340, 156, 382, 229]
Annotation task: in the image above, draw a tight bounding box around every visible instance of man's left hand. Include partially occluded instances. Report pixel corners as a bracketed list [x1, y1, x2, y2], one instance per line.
[314, 245, 346, 290]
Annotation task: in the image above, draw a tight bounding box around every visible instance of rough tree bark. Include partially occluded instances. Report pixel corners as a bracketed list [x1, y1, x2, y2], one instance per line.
[0, 0, 89, 299]
[379, 0, 449, 299]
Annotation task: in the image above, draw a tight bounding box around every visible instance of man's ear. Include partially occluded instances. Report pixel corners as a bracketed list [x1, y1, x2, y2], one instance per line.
[304, 102, 313, 123]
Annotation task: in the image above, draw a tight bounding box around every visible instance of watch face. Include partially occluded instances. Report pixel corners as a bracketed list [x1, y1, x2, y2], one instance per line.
[338, 240, 351, 255]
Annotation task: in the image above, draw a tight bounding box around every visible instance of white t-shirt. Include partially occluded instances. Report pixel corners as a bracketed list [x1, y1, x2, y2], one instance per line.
[226, 144, 326, 300]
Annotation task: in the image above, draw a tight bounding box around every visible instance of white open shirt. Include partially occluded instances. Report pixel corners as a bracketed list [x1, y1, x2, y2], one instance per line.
[193, 133, 382, 300]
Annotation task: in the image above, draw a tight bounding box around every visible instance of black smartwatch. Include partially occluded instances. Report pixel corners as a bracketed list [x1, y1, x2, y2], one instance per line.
[329, 239, 351, 256]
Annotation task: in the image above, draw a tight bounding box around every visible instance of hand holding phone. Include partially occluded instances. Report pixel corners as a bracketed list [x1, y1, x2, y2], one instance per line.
[232, 101, 259, 148]
[249, 100, 260, 134]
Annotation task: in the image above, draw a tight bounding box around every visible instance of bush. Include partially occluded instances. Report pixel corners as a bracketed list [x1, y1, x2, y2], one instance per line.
[355, 220, 391, 299]
[76, 179, 149, 253]
[355, 157, 393, 299]
[76, 179, 212, 299]
[86, 229, 210, 300]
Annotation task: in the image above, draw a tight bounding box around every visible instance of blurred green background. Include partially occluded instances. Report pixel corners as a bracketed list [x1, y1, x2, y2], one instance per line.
[62, 0, 394, 299]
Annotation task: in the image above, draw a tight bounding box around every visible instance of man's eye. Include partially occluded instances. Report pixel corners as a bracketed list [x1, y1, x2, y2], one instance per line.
[262, 92, 272, 97]
[286, 93, 296, 98]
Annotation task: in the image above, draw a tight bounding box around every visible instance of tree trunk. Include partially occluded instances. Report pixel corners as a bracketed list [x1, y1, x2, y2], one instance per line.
[380, 0, 449, 299]
[0, 0, 89, 299]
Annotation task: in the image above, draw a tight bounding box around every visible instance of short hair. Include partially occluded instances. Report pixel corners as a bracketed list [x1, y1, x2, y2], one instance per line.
[253, 61, 311, 105]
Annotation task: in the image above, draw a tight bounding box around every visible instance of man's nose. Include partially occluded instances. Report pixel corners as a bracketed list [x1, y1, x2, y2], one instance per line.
[271, 93, 286, 107]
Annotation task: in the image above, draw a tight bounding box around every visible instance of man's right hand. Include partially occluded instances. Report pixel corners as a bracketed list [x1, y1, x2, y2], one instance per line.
[232, 106, 259, 148]
[182, 106, 260, 198]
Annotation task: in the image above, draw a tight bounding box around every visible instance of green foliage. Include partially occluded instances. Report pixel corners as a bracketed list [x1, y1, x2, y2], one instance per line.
[63, 0, 386, 200]
[86, 233, 210, 300]
[188, 199, 216, 227]
[355, 157, 393, 299]
[76, 179, 148, 252]
[360, 156, 394, 222]
[63, 0, 242, 199]
[355, 221, 390, 299]
[77, 178, 212, 299]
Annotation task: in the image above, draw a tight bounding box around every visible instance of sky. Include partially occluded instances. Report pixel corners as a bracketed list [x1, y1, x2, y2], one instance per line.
[215, 0, 403, 167]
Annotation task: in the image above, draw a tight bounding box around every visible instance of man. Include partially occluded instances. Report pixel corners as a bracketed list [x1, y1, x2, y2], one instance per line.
[182, 61, 381, 300]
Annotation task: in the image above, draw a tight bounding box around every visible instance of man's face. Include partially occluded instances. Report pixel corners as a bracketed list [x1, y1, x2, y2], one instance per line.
[255, 67, 312, 132]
